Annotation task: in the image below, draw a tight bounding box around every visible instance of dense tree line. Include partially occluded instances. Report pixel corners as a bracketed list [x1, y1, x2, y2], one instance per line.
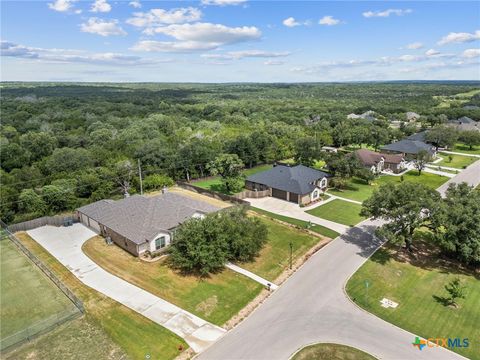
[1, 82, 479, 223]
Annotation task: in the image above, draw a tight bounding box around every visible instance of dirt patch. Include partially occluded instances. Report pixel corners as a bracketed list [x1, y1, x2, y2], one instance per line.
[195, 296, 218, 317]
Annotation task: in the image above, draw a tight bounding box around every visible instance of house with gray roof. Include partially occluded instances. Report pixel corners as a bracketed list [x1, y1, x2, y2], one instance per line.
[245, 164, 330, 205]
[381, 139, 436, 159]
[76, 192, 220, 256]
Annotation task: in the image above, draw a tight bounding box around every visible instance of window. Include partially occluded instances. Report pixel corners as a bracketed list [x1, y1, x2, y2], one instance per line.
[313, 190, 319, 199]
[155, 236, 166, 250]
[320, 178, 327, 188]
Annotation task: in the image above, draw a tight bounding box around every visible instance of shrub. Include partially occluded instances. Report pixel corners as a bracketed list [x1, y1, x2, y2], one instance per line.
[143, 174, 175, 191]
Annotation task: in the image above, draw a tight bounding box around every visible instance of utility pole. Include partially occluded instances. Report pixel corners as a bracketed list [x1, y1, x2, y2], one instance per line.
[289, 241, 293, 269]
[138, 159, 143, 195]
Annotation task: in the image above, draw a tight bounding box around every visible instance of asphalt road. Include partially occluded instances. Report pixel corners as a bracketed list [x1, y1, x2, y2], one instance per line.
[437, 159, 480, 197]
[198, 163, 480, 360]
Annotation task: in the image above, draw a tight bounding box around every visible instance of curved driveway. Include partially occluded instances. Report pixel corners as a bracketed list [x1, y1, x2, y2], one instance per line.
[198, 162, 480, 360]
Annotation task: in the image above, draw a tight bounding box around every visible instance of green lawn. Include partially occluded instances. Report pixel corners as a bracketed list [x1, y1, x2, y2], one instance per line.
[0, 239, 78, 341]
[346, 237, 480, 360]
[194, 164, 273, 194]
[239, 216, 328, 282]
[292, 343, 376, 360]
[306, 200, 366, 226]
[437, 152, 477, 169]
[452, 143, 480, 155]
[83, 236, 262, 326]
[16, 232, 187, 360]
[328, 171, 449, 203]
[251, 207, 340, 239]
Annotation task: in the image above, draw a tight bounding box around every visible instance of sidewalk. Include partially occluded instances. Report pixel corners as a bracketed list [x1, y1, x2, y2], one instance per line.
[226, 263, 278, 290]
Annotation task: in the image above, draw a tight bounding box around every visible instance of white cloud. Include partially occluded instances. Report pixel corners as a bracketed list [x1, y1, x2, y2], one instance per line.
[406, 42, 423, 50]
[201, 0, 247, 6]
[363, 9, 412, 18]
[319, 16, 341, 26]
[1, 40, 165, 66]
[462, 48, 480, 58]
[129, 1, 141, 8]
[264, 60, 284, 66]
[398, 54, 424, 62]
[201, 50, 290, 60]
[48, 0, 76, 12]
[126, 7, 202, 27]
[90, 0, 111, 13]
[283, 17, 300, 27]
[154, 23, 260, 42]
[438, 30, 480, 45]
[80, 18, 127, 36]
[425, 48, 440, 56]
[131, 40, 217, 52]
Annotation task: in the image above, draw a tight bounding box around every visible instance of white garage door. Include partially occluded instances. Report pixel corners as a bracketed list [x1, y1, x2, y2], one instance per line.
[88, 218, 101, 233]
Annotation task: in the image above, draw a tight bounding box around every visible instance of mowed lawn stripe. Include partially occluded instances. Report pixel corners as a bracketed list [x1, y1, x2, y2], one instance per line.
[306, 199, 366, 227]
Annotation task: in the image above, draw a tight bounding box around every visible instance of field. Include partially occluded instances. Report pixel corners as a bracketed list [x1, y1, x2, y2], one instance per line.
[14, 232, 187, 360]
[239, 216, 327, 282]
[437, 152, 477, 169]
[83, 236, 262, 326]
[251, 207, 340, 239]
[0, 239, 78, 345]
[346, 236, 480, 360]
[193, 164, 273, 194]
[292, 343, 376, 360]
[452, 143, 480, 155]
[306, 200, 366, 226]
[328, 171, 449, 203]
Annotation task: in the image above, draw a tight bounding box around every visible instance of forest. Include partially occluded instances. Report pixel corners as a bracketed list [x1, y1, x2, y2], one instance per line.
[1, 81, 479, 223]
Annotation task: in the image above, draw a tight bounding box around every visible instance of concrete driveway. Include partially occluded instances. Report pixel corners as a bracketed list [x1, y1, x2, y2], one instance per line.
[27, 224, 225, 353]
[247, 197, 349, 234]
[437, 159, 480, 197]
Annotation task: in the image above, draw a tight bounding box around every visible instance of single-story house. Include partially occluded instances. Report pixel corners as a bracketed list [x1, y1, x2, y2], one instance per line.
[447, 120, 480, 132]
[352, 149, 406, 174]
[450, 116, 475, 124]
[245, 164, 330, 206]
[347, 110, 376, 122]
[406, 112, 421, 122]
[406, 131, 428, 142]
[76, 192, 220, 257]
[381, 139, 436, 159]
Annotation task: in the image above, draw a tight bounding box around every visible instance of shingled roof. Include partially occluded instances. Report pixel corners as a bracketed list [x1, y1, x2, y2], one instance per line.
[381, 139, 434, 155]
[246, 165, 330, 195]
[353, 149, 404, 166]
[77, 192, 219, 244]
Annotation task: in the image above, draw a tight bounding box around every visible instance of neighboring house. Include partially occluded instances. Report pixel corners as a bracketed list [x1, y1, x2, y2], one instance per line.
[347, 110, 376, 121]
[447, 120, 480, 132]
[352, 149, 406, 174]
[406, 131, 428, 142]
[245, 164, 330, 205]
[76, 192, 220, 257]
[406, 112, 421, 122]
[463, 105, 479, 110]
[321, 146, 338, 153]
[381, 139, 436, 159]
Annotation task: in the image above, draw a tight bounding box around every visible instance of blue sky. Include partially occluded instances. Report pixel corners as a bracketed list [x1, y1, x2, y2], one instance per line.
[1, 0, 479, 82]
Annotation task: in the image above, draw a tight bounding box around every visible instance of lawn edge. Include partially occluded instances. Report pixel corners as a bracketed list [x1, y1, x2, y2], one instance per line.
[287, 341, 379, 360]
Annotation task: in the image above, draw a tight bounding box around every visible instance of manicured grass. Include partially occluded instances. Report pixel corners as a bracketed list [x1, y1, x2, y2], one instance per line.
[0, 239, 78, 340]
[452, 143, 480, 155]
[239, 216, 327, 282]
[306, 200, 366, 227]
[194, 164, 273, 194]
[328, 171, 449, 203]
[437, 152, 476, 169]
[15, 232, 187, 360]
[83, 236, 262, 326]
[251, 207, 340, 239]
[346, 237, 480, 360]
[292, 343, 376, 360]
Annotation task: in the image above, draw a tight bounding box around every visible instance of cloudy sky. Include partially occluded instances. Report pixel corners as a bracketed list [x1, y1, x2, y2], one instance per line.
[1, 0, 479, 82]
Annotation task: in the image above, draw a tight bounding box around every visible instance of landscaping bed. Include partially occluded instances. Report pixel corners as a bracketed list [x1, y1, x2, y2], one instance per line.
[346, 235, 480, 360]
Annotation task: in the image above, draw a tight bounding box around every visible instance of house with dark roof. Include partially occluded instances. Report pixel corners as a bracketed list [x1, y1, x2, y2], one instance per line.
[76, 192, 220, 257]
[352, 149, 406, 174]
[381, 139, 436, 159]
[245, 164, 330, 205]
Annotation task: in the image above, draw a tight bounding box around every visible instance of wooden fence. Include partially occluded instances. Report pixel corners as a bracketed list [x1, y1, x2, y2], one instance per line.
[233, 189, 270, 200]
[176, 182, 251, 205]
[7, 215, 77, 233]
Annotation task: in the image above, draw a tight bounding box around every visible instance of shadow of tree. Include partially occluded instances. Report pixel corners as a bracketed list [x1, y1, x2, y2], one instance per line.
[339, 221, 385, 259]
[432, 294, 451, 307]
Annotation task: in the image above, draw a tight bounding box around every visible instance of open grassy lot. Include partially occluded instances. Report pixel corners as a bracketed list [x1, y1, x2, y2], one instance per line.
[292, 343, 376, 360]
[14, 232, 187, 360]
[346, 236, 480, 360]
[0, 239, 78, 341]
[328, 171, 449, 203]
[83, 237, 262, 326]
[194, 164, 273, 194]
[437, 152, 477, 169]
[239, 216, 328, 282]
[306, 200, 366, 226]
[452, 143, 480, 155]
[251, 207, 340, 239]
